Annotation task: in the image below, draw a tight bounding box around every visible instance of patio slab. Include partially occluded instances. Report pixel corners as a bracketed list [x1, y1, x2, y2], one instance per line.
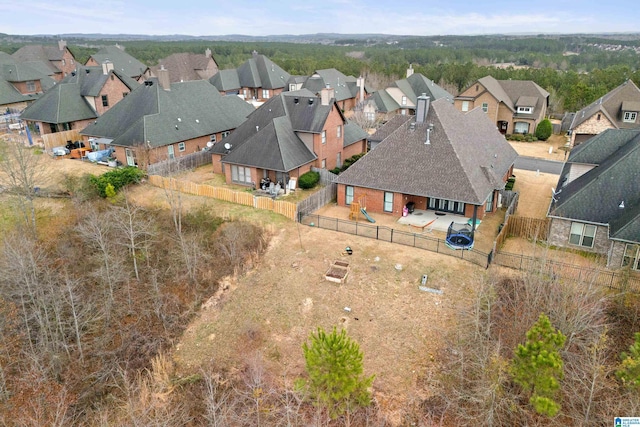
[397, 209, 472, 233]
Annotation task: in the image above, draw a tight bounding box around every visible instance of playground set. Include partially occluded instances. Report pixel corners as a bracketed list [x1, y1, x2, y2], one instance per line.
[349, 195, 376, 223]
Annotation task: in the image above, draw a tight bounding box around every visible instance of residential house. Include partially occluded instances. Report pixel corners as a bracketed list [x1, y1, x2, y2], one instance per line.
[81, 74, 255, 167]
[568, 79, 640, 146]
[0, 52, 55, 114]
[454, 75, 549, 135]
[298, 68, 367, 111]
[335, 96, 518, 222]
[20, 63, 138, 135]
[210, 51, 290, 104]
[547, 128, 640, 269]
[367, 65, 453, 121]
[149, 49, 219, 83]
[12, 40, 76, 81]
[86, 45, 150, 81]
[209, 88, 368, 187]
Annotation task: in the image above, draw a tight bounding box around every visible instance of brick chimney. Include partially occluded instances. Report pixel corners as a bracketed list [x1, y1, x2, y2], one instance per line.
[58, 39, 67, 51]
[205, 48, 212, 58]
[320, 84, 335, 106]
[415, 93, 430, 123]
[407, 64, 414, 78]
[157, 65, 170, 91]
[102, 60, 114, 75]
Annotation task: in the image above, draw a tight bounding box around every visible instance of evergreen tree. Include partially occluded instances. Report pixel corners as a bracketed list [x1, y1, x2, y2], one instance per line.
[616, 332, 640, 391]
[535, 118, 553, 141]
[300, 326, 375, 419]
[511, 313, 566, 417]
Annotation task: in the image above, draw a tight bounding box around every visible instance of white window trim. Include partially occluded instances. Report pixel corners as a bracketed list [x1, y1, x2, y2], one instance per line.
[210, 134, 217, 143]
[401, 96, 407, 106]
[178, 142, 186, 152]
[321, 130, 326, 144]
[345, 186, 354, 205]
[622, 244, 640, 270]
[461, 101, 470, 112]
[569, 222, 596, 248]
[384, 192, 393, 212]
[482, 102, 489, 113]
[262, 89, 270, 99]
[517, 106, 533, 114]
[623, 111, 637, 123]
[337, 125, 342, 138]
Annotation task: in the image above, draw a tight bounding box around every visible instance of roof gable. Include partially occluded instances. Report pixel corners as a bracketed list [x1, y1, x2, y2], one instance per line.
[571, 80, 640, 130]
[89, 45, 148, 79]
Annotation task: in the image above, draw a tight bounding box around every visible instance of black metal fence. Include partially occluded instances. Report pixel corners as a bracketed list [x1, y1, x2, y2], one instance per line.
[300, 213, 491, 268]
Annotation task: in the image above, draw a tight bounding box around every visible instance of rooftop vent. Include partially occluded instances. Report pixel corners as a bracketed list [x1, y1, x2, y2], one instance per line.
[308, 98, 314, 105]
[294, 97, 299, 104]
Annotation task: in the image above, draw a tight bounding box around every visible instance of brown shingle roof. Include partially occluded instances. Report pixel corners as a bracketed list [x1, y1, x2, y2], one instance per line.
[571, 80, 640, 130]
[150, 52, 218, 83]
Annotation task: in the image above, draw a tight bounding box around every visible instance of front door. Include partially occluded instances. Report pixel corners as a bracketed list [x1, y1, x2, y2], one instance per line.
[498, 121, 508, 134]
[125, 148, 135, 166]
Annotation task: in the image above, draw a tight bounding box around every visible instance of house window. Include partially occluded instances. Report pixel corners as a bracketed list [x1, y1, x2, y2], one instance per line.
[482, 102, 489, 113]
[101, 95, 109, 107]
[401, 109, 406, 115]
[366, 112, 375, 121]
[623, 111, 637, 123]
[178, 142, 186, 152]
[262, 89, 269, 99]
[26, 81, 36, 92]
[321, 130, 326, 144]
[401, 96, 407, 106]
[210, 134, 217, 143]
[596, 113, 601, 120]
[289, 84, 297, 91]
[167, 145, 175, 159]
[622, 244, 640, 270]
[517, 106, 532, 114]
[321, 159, 326, 168]
[461, 101, 470, 112]
[231, 165, 252, 184]
[475, 85, 479, 92]
[123, 92, 128, 97]
[337, 125, 342, 138]
[428, 197, 465, 214]
[336, 152, 341, 167]
[62, 59, 65, 65]
[569, 222, 596, 248]
[384, 192, 393, 212]
[345, 186, 354, 205]
[485, 193, 494, 212]
[222, 131, 230, 138]
[514, 122, 530, 134]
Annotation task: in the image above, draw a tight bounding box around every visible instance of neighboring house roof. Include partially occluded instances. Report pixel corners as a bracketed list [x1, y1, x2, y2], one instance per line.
[344, 121, 368, 148]
[371, 73, 453, 114]
[209, 52, 290, 92]
[20, 66, 137, 124]
[570, 80, 640, 131]
[336, 98, 518, 205]
[88, 45, 148, 79]
[302, 68, 360, 103]
[150, 52, 218, 83]
[549, 129, 640, 243]
[81, 78, 254, 149]
[0, 52, 56, 106]
[210, 69, 242, 92]
[12, 44, 70, 75]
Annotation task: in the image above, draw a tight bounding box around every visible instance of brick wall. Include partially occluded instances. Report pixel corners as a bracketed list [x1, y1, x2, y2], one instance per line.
[111, 135, 209, 167]
[312, 105, 346, 171]
[608, 240, 627, 268]
[548, 218, 610, 255]
[571, 113, 614, 145]
[95, 73, 135, 116]
[11, 80, 42, 94]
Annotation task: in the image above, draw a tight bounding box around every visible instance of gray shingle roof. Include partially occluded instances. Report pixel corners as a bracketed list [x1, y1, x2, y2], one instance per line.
[81, 78, 254, 149]
[88, 46, 148, 79]
[372, 73, 453, 114]
[336, 99, 518, 204]
[20, 66, 137, 124]
[549, 129, 640, 243]
[12, 44, 69, 74]
[371, 90, 400, 113]
[570, 80, 640, 130]
[302, 69, 359, 103]
[210, 69, 241, 91]
[237, 53, 290, 90]
[344, 120, 368, 148]
[0, 52, 55, 106]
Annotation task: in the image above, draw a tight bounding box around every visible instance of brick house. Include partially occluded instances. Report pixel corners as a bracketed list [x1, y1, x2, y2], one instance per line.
[547, 129, 640, 269]
[149, 49, 219, 83]
[0, 52, 56, 113]
[209, 88, 368, 187]
[568, 79, 640, 146]
[20, 63, 138, 136]
[86, 45, 151, 81]
[209, 51, 290, 104]
[367, 65, 453, 122]
[454, 75, 549, 135]
[12, 40, 76, 81]
[297, 68, 367, 112]
[81, 74, 254, 167]
[335, 96, 518, 224]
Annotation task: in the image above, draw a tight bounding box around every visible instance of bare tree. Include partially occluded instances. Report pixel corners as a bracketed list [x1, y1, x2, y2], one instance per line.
[0, 138, 49, 236]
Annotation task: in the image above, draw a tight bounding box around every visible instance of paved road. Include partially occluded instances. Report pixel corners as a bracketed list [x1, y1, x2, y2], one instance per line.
[514, 156, 564, 174]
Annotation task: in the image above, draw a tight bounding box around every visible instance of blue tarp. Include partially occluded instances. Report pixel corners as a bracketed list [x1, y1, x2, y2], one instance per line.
[85, 149, 112, 162]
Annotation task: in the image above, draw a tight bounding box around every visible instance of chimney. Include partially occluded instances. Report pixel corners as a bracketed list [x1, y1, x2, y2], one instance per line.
[320, 84, 335, 106]
[102, 60, 114, 75]
[157, 65, 171, 91]
[357, 75, 365, 103]
[205, 48, 212, 58]
[115, 43, 124, 51]
[58, 39, 67, 51]
[252, 50, 258, 58]
[415, 93, 430, 123]
[407, 64, 414, 78]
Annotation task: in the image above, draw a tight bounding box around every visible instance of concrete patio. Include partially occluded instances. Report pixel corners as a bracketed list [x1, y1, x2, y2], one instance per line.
[396, 209, 475, 233]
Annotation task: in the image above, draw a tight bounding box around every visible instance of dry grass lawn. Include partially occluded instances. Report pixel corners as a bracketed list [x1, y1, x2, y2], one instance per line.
[508, 134, 569, 161]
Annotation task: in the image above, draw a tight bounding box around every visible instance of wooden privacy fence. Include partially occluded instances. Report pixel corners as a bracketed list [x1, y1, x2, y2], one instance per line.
[505, 216, 551, 240]
[148, 175, 297, 221]
[42, 130, 80, 152]
[147, 150, 212, 176]
[495, 191, 520, 249]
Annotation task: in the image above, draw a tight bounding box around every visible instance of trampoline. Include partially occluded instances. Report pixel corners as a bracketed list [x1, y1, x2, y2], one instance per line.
[445, 221, 475, 250]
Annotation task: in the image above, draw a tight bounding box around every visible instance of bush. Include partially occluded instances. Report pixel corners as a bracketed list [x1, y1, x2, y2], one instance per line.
[505, 176, 516, 191]
[89, 167, 145, 198]
[535, 119, 553, 141]
[298, 171, 320, 189]
[330, 167, 342, 175]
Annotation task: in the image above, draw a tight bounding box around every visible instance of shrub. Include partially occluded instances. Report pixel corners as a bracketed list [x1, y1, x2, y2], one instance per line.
[340, 153, 365, 171]
[330, 167, 342, 175]
[89, 166, 145, 198]
[298, 171, 320, 189]
[535, 119, 553, 141]
[505, 176, 516, 191]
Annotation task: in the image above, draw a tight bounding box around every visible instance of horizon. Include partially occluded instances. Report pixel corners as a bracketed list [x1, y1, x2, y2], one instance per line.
[1, 0, 637, 38]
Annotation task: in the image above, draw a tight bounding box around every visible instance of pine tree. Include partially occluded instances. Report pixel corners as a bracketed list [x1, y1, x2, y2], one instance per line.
[511, 313, 566, 416]
[616, 332, 640, 391]
[300, 326, 375, 419]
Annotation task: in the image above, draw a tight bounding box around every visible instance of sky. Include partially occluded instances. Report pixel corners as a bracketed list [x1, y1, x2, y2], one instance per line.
[0, 0, 637, 37]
